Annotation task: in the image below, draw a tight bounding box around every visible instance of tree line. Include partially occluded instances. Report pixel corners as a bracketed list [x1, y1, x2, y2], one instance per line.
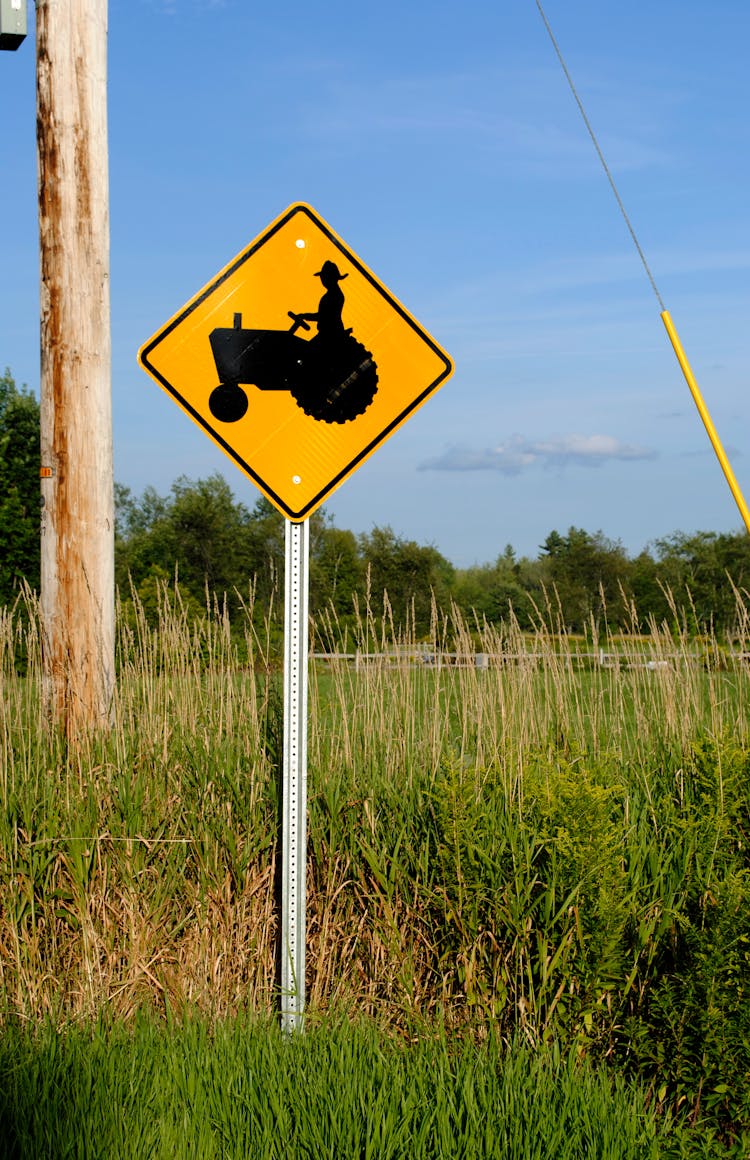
[3, 368, 750, 635]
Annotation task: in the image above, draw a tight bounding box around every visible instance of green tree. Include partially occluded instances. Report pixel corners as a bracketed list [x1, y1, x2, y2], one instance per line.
[652, 529, 750, 632]
[310, 521, 363, 622]
[486, 545, 541, 628]
[164, 475, 256, 600]
[539, 527, 631, 632]
[627, 547, 667, 628]
[115, 475, 259, 614]
[452, 546, 541, 630]
[451, 562, 496, 624]
[358, 525, 454, 634]
[242, 495, 285, 610]
[116, 480, 371, 629]
[0, 370, 40, 604]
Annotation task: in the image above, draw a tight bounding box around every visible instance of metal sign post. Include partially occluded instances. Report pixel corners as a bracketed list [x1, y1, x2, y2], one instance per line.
[281, 518, 309, 1032]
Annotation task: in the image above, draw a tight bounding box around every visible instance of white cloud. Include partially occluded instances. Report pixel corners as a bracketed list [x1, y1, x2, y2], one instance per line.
[419, 433, 657, 475]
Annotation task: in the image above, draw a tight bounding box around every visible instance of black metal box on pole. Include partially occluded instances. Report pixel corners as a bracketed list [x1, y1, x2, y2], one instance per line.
[0, 0, 27, 51]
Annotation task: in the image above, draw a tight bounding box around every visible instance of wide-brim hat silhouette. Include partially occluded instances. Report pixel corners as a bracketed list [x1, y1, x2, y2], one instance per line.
[314, 260, 348, 281]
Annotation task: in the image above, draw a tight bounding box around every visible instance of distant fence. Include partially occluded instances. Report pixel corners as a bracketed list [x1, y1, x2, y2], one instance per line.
[311, 648, 749, 671]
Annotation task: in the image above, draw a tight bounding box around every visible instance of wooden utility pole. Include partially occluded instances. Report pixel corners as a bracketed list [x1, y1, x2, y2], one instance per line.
[37, 0, 114, 734]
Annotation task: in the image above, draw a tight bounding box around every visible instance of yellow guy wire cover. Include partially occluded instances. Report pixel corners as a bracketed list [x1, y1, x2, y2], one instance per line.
[661, 310, 750, 535]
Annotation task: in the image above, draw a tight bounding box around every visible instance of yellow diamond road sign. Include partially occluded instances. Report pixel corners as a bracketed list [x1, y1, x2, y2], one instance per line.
[138, 203, 454, 521]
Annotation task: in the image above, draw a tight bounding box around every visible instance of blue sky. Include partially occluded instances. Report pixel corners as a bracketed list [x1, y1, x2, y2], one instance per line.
[2, 0, 750, 566]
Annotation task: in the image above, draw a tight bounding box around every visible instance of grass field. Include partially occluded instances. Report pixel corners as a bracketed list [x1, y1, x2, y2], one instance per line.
[0, 587, 748, 1155]
[0, 1017, 678, 1159]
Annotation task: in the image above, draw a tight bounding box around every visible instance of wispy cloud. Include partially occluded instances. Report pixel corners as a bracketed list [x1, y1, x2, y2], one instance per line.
[291, 66, 673, 178]
[419, 433, 657, 475]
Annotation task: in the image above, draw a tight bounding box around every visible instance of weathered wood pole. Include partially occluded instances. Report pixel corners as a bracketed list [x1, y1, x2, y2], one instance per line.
[37, 0, 114, 734]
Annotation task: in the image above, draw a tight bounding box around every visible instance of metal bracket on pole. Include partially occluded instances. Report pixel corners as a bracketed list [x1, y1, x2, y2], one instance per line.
[281, 518, 309, 1033]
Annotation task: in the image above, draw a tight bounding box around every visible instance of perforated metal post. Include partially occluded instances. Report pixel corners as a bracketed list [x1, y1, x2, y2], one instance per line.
[281, 518, 309, 1032]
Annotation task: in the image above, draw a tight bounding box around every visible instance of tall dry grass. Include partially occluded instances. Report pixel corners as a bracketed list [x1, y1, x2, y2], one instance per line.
[0, 580, 748, 1045]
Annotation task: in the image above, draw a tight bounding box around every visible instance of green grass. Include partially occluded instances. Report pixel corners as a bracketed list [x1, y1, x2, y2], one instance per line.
[0, 1016, 689, 1159]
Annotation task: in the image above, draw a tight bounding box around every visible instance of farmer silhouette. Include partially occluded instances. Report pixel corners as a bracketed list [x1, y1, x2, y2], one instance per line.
[296, 260, 348, 347]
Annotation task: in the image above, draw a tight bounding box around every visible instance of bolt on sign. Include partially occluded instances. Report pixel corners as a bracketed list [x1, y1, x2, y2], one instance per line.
[138, 203, 454, 520]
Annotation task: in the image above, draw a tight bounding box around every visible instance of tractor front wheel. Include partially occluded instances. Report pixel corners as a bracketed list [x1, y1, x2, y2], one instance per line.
[209, 382, 249, 424]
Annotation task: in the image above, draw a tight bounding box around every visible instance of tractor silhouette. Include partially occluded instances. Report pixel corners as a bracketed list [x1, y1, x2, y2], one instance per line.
[207, 263, 378, 425]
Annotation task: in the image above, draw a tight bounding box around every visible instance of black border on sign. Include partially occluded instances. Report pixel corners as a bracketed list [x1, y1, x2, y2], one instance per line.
[139, 204, 453, 521]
